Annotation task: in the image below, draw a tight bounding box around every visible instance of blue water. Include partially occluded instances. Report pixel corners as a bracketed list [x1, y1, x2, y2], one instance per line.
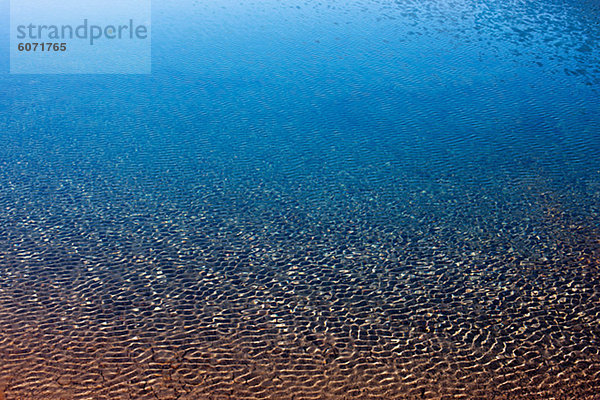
[0, 0, 599, 399]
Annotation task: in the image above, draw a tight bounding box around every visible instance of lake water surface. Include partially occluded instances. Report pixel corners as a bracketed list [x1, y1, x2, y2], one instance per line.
[0, 0, 599, 398]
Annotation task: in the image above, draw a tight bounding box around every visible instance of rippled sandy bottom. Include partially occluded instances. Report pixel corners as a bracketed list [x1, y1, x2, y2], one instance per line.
[1, 135, 599, 399]
[0, 209, 598, 399]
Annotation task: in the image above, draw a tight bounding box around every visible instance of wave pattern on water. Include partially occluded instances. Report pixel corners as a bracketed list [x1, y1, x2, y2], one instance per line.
[0, 0, 600, 399]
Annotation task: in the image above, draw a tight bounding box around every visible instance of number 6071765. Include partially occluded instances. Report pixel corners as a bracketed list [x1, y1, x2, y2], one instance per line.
[17, 43, 67, 51]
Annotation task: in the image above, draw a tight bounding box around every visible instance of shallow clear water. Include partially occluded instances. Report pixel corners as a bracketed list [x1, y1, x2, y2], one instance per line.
[1, 0, 599, 399]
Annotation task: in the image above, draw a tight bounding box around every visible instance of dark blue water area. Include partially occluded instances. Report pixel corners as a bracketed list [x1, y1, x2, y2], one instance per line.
[0, 0, 599, 399]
